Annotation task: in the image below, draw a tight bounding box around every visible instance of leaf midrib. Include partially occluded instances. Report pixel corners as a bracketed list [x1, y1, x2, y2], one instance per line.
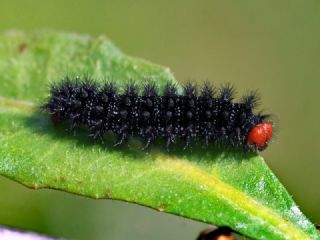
[0, 96, 36, 112]
[157, 157, 310, 240]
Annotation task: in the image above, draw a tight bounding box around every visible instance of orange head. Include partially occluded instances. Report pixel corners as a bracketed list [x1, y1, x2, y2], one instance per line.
[247, 121, 273, 151]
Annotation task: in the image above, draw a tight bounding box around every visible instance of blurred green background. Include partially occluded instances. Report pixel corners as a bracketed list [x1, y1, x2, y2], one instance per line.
[0, 1, 319, 239]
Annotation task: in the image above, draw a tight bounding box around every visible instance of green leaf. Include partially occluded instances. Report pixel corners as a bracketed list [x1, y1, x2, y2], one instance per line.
[0, 30, 318, 240]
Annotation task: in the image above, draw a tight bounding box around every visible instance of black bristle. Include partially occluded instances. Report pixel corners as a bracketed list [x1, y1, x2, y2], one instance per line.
[43, 78, 272, 151]
[184, 82, 197, 97]
[163, 83, 177, 96]
[219, 83, 235, 102]
[242, 90, 260, 110]
[143, 82, 158, 97]
[201, 83, 215, 98]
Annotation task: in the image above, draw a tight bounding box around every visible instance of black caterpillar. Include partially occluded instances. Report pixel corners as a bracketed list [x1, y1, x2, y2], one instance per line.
[42, 78, 273, 151]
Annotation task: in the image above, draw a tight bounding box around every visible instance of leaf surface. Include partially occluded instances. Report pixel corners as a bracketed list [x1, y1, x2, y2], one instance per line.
[0, 31, 319, 240]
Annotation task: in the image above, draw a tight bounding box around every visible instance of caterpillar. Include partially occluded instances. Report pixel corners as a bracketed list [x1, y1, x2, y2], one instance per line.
[42, 78, 273, 151]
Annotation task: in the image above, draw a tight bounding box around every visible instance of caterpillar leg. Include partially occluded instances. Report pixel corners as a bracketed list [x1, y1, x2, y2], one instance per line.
[165, 136, 175, 152]
[141, 126, 155, 150]
[204, 134, 210, 147]
[89, 120, 105, 140]
[183, 124, 194, 149]
[114, 124, 129, 146]
[164, 124, 176, 151]
[114, 133, 127, 147]
[184, 135, 191, 150]
[142, 137, 152, 150]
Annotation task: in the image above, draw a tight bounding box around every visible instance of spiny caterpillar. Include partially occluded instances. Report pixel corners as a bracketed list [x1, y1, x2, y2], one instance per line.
[42, 78, 273, 151]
